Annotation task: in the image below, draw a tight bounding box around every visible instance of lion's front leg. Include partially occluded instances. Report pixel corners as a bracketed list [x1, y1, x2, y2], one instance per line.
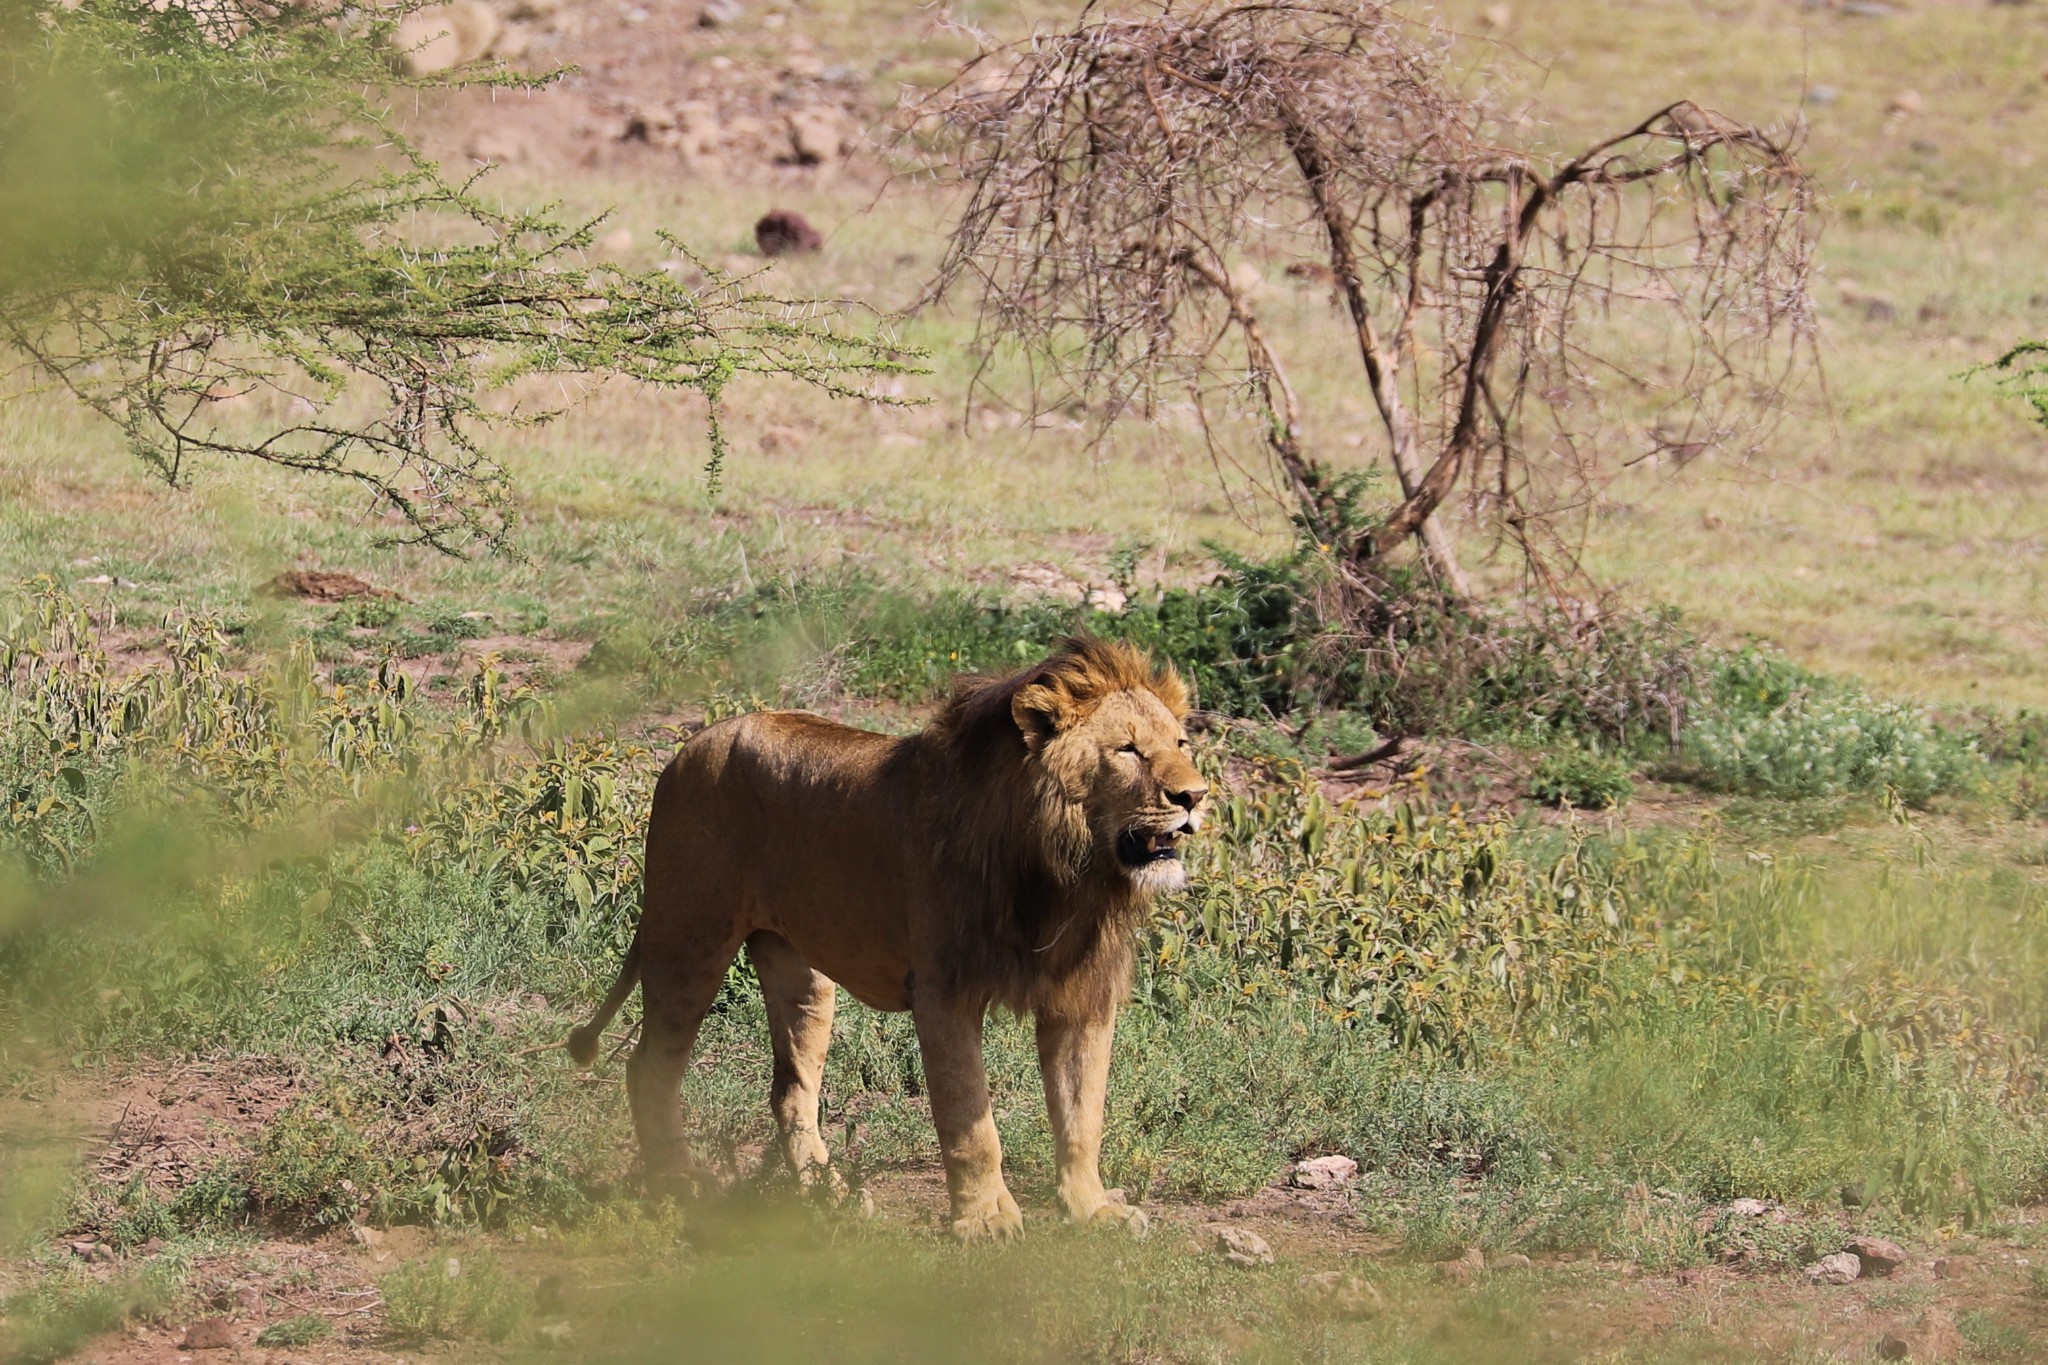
[912, 996, 1023, 1242]
[1037, 1007, 1148, 1237]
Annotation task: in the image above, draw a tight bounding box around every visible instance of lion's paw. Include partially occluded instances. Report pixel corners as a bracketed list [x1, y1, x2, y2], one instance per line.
[949, 1194, 1025, 1243]
[1084, 1201, 1151, 1239]
[796, 1161, 850, 1204]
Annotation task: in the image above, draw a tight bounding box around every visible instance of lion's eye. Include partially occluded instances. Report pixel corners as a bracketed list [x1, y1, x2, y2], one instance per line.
[1119, 743, 1141, 756]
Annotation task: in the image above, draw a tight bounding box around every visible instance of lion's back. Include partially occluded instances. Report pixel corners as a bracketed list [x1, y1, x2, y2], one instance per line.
[642, 712, 919, 956]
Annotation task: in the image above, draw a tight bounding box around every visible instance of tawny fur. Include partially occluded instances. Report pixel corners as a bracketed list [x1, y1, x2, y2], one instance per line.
[566, 637, 1208, 1238]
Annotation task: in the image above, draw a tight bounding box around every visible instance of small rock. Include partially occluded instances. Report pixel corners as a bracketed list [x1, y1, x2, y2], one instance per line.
[391, 0, 499, 76]
[1842, 0, 1897, 15]
[1845, 1235, 1908, 1277]
[761, 424, 809, 453]
[1807, 84, 1840, 107]
[1291, 1155, 1359, 1190]
[464, 129, 529, 164]
[538, 1321, 573, 1347]
[1887, 89, 1924, 117]
[786, 108, 849, 165]
[622, 6, 648, 22]
[1297, 1270, 1384, 1319]
[1806, 1251, 1861, 1284]
[1724, 1198, 1773, 1218]
[1480, 3, 1511, 29]
[444, 1256, 463, 1280]
[1436, 1247, 1486, 1284]
[1207, 1225, 1273, 1268]
[179, 1319, 237, 1351]
[755, 210, 823, 256]
[698, 0, 743, 25]
[1493, 1253, 1533, 1270]
[1905, 1309, 1965, 1362]
[489, 22, 531, 60]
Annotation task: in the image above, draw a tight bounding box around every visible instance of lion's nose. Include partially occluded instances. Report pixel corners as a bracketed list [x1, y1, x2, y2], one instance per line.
[1167, 782, 1207, 812]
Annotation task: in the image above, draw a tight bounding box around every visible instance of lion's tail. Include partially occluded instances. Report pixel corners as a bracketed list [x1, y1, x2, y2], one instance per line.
[566, 936, 641, 1067]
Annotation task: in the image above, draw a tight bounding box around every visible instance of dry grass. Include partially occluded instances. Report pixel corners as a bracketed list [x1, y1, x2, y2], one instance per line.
[2, 0, 2044, 706]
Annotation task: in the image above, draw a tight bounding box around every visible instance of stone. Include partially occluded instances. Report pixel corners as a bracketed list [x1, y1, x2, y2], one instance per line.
[1887, 89, 1924, 117]
[1907, 1309, 1966, 1361]
[1480, 3, 1511, 29]
[755, 210, 823, 257]
[761, 424, 809, 453]
[490, 22, 531, 60]
[1291, 1155, 1359, 1190]
[538, 1321, 573, 1347]
[1436, 1247, 1486, 1285]
[391, 0, 499, 76]
[1297, 1270, 1384, 1319]
[179, 1318, 237, 1350]
[1723, 1198, 1773, 1219]
[1845, 1235, 1908, 1277]
[786, 108, 849, 166]
[464, 129, 529, 165]
[698, 0, 743, 26]
[1807, 85, 1840, 107]
[1493, 1253, 1534, 1270]
[1207, 1225, 1273, 1268]
[1805, 1251, 1861, 1284]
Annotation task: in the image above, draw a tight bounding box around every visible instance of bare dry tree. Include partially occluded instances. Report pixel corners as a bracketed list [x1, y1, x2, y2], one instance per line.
[923, 1, 1818, 600]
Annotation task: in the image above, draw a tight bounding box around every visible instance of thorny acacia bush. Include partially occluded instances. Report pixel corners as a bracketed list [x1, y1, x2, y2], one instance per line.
[0, 0, 913, 551]
[924, 0, 1817, 591]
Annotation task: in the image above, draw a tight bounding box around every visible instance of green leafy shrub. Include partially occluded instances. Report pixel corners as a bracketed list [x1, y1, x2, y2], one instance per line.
[1685, 651, 1981, 803]
[249, 1101, 374, 1229]
[380, 1251, 530, 1343]
[257, 1315, 331, 1347]
[1528, 749, 1635, 810]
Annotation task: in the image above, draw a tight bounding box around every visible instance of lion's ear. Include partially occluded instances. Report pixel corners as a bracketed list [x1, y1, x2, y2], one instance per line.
[1010, 680, 1071, 752]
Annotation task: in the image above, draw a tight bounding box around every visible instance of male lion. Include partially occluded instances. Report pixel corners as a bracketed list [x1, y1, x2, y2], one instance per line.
[566, 637, 1208, 1240]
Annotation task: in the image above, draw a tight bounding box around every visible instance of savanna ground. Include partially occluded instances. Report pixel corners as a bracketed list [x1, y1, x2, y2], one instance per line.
[4, 0, 2048, 1360]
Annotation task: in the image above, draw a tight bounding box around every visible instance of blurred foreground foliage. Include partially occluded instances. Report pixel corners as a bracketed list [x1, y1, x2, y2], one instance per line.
[0, 0, 912, 551]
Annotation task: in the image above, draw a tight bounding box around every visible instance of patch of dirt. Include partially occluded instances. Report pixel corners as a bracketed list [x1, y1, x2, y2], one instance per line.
[93, 1058, 301, 1200]
[411, 0, 885, 197]
[265, 570, 404, 603]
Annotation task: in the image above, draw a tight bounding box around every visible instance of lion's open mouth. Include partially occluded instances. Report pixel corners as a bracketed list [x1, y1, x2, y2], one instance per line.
[1116, 826, 1185, 868]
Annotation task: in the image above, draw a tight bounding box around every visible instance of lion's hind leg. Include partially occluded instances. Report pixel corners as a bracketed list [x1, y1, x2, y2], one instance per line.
[746, 931, 842, 1194]
[626, 942, 736, 1192]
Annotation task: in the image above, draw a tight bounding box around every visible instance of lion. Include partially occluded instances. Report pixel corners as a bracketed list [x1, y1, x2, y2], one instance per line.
[566, 637, 1209, 1240]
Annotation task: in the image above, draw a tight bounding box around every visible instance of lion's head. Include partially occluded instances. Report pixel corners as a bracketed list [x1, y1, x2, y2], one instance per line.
[1005, 639, 1209, 895]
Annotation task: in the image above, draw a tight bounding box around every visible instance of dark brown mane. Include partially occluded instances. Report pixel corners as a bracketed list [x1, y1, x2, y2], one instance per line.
[910, 637, 1189, 1018]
